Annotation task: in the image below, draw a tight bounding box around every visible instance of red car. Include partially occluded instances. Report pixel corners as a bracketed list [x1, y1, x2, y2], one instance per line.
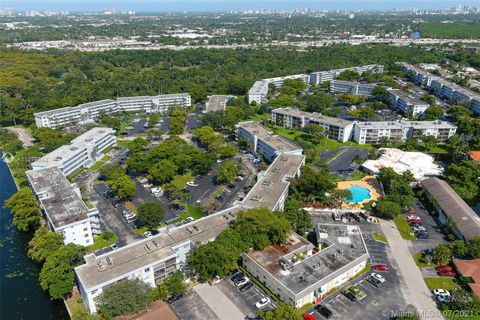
[373, 264, 390, 271]
[303, 313, 317, 320]
[405, 209, 417, 215]
[408, 218, 422, 225]
[437, 266, 456, 277]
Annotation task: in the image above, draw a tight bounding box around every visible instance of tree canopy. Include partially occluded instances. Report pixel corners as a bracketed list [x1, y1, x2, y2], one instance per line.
[137, 201, 165, 229]
[3, 187, 41, 231]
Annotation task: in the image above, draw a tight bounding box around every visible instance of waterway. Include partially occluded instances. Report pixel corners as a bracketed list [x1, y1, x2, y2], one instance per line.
[0, 151, 69, 320]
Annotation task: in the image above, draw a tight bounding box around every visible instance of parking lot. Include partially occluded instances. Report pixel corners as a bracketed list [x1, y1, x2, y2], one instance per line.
[320, 146, 370, 178]
[170, 289, 220, 320]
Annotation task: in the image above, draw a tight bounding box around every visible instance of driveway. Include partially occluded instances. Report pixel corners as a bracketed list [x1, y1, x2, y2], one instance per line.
[193, 283, 245, 320]
[320, 146, 370, 178]
[170, 289, 219, 320]
[380, 219, 443, 320]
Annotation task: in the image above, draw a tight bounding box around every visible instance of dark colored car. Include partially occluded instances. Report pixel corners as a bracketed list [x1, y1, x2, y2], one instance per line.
[112, 199, 122, 207]
[342, 291, 357, 302]
[415, 231, 429, 239]
[315, 306, 333, 318]
[231, 272, 245, 282]
[167, 293, 183, 304]
[239, 282, 254, 292]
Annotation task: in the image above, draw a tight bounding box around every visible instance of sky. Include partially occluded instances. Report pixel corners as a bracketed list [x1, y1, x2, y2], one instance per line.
[2, 0, 479, 13]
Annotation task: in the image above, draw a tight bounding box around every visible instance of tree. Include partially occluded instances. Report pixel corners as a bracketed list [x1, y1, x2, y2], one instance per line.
[447, 105, 471, 122]
[148, 160, 178, 185]
[433, 244, 453, 266]
[372, 86, 389, 102]
[216, 159, 239, 183]
[420, 94, 436, 105]
[292, 165, 336, 204]
[217, 144, 238, 159]
[258, 303, 301, 320]
[3, 187, 41, 231]
[281, 199, 312, 234]
[305, 123, 323, 138]
[98, 279, 151, 320]
[106, 175, 136, 199]
[39, 243, 86, 300]
[137, 201, 165, 229]
[337, 70, 360, 81]
[442, 160, 480, 201]
[162, 271, 187, 297]
[127, 137, 149, 154]
[423, 105, 444, 120]
[469, 237, 480, 258]
[449, 240, 468, 258]
[28, 226, 64, 263]
[348, 107, 375, 120]
[421, 135, 437, 151]
[375, 199, 402, 219]
[99, 163, 124, 180]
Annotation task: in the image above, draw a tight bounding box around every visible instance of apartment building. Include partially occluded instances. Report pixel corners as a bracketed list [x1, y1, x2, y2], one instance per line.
[388, 89, 430, 117]
[205, 95, 227, 113]
[400, 62, 480, 115]
[309, 64, 384, 85]
[26, 167, 101, 246]
[263, 74, 310, 88]
[75, 206, 243, 313]
[353, 120, 456, 145]
[242, 153, 305, 211]
[34, 93, 191, 129]
[329, 80, 377, 96]
[241, 224, 369, 308]
[271, 107, 354, 142]
[248, 80, 269, 105]
[236, 121, 303, 162]
[31, 127, 116, 176]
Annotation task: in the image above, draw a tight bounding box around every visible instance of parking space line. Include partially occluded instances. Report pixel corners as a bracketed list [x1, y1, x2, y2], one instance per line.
[358, 281, 374, 293]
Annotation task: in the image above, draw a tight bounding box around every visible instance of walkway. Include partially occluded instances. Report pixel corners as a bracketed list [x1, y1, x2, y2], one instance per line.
[381, 219, 444, 320]
[193, 283, 245, 320]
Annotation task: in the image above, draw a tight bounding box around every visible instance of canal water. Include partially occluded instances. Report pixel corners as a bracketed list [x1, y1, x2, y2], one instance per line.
[0, 151, 68, 320]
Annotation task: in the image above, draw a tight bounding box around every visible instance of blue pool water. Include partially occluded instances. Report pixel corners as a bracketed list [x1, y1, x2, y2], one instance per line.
[343, 185, 371, 203]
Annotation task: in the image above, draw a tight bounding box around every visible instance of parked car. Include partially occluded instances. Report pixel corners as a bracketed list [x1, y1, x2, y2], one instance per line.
[332, 212, 341, 221]
[187, 181, 199, 187]
[315, 305, 333, 318]
[437, 266, 456, 277]
[415, 231, 429, 239]
[144, 231, 152, 238]
[209, 276, 221, 286]
[112, 199, 122, 207]
[373, 264, 390, 272]
[408, 218, 422, 225]
[343, 291, 357, 302]
[371, 273, 386, 283]
[412, 225, 427, 232]
[110, 244, 118, 250]
[432, 289, 452, 302]
[231, 272, 245, 282]
[239, 282, 254, 292]
[303, 313, 317, 320]
[167, 293, 183, 304]
[185, 217, 194, 223]
[234, 277, 249, 287]
[406, 214, 420, 220]
[255, 297, 271, 309]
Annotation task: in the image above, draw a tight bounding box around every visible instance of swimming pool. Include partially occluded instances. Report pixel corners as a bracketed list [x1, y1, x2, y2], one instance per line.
[343, 185, 372, 203]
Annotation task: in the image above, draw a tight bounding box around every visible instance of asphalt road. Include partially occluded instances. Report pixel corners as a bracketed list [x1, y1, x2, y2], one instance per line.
[328, 146, 370, 175]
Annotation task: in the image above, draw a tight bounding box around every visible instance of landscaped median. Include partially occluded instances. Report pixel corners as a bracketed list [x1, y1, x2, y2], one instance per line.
[413, 252, 434, 268]
[373, 232, 388, 244]
[393, 215, 416, 241]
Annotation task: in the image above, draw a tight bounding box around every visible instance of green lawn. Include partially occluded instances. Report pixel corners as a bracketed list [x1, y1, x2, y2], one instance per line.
[171, 172, 194, 189]
[101, 155, 111, 161]
[348, 170, 367, 181]
[373, 232, 388, 244]
[413, 252, 435, 268]
[116, 139, 130, 148]
[66, 294, 101, 320]
[89, 160, 106, 171]
[87, 233, 118, 252]
[168, 205, 206, 224]
[393, 215, 416, 241]
[68, 167, 85, 181]
[424, 277, 459, 291]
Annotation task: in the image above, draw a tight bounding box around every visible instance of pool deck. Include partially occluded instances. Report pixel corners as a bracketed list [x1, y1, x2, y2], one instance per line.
[337, 176, 382, 209]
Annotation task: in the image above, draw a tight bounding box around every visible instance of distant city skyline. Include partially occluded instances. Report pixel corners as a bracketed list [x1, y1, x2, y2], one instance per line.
[3, 0, 480, 13]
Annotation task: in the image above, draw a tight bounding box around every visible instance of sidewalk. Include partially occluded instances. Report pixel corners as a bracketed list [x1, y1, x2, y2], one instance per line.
[193, 283, 245, 320]
[381, 219, 444, 320]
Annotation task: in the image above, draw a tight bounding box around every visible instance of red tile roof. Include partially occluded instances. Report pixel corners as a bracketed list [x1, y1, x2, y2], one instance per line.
[453, 258, 480, 297]
[470, 151, 480, 162]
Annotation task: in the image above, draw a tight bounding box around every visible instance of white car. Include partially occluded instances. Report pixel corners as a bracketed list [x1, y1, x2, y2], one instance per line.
[255, 297, 271, 309]
[234, 277, 249, 287]
[406, 215, 420, 220]
[413, 225, 426, 232]
[432, 289, 451, 297]
[187, 181, 199, 187]
[185, 217, 194, 223]
[216, 159, 223, 163]
[110, 244, 118, 250]
[371, 273, 386, 283]
[144, 231, 152, 238]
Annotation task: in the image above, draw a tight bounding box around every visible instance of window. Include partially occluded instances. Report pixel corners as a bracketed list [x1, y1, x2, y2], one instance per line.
[85, 234, 89, 238]
[84, 227, 88, 231]
[86, 239, 90, 244]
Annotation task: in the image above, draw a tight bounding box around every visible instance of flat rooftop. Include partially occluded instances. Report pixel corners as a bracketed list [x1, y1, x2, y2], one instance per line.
[237, 121, 302, 154]
[355, 120, 456, 130]
[273, 107, 353, 128]
[248, 80, 269, 95]
[242, 154, 305, 210]
[35, 100, 116, 117]
[409, 120, 457, 129]
[205, 95, 227, 112]
[389, 89, 429, 106]
[31, 127, 114, 168]
[245, 224, 368, 295]
[26, 167, 90, 229]
[75, 206, 243, 290]
[355, 121, 406, 130]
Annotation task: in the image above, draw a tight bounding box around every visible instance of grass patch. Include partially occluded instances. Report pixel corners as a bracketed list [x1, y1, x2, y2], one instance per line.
[66, 294, 101, 320]
[168, 205, 206, 224]
[347, 170, 367, 181]
[87, 232, 118, 252]
[134, 226, 150, 235]
[413, 252, 435, 268]
[89, 160, 106, 171]
[124, 201, 137, 214]
[424, 277, 459, 291]
[116, 140, 129, 148]
[394, 215, 416, 241]
[171, 172, 194, 189]
[419, 22, 480, 39]
[67, 167, 85, 181]
[373, 232, 388, 244]
[101, 155, 111, 162]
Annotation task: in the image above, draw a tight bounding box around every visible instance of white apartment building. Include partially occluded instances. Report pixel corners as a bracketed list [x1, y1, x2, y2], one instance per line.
[262, 74, 310, 88]
[329, 80, 377, 96]
[248, 80, 269, 105]
[242, 224, 369, 308]
[271, 107, 354, 142]
[31, 127, 116, 176]
[34, 93, 191, 129]
[388, 89, 430, 117]
[26, 167, 101, 246]
[353, 120, 456, 145]
[75, 206, 243, 313]
[309, 64, 384, 85]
